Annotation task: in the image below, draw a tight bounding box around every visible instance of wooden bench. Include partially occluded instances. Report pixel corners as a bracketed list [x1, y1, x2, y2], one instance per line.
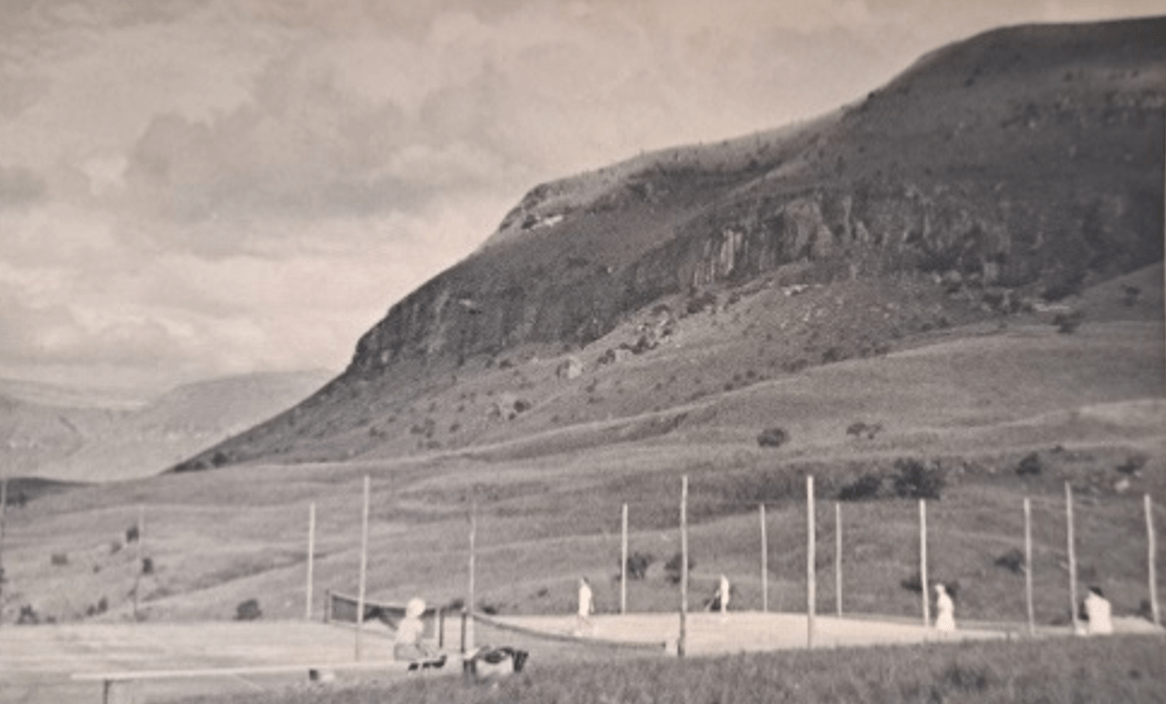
[72, 656, 453, 703]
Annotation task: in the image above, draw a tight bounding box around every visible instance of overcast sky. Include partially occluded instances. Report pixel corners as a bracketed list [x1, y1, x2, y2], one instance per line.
[0, 0, 1160, 399]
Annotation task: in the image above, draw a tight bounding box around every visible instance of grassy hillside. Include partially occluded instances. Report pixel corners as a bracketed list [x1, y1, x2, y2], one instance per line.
[1, 370, 332, 483]
[3, 270, 1160, 627]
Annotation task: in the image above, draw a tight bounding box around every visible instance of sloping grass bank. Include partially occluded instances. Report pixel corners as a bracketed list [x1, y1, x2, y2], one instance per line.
[178, 635, 1164, 704]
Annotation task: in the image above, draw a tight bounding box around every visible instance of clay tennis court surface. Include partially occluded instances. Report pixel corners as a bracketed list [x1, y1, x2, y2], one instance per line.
[0, 612, 1086, 703]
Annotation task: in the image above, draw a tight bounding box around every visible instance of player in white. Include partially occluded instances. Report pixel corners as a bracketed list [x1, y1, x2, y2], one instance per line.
[715, 574, 731, 615]
[575, 577, 594, 635]
[934, 582, 956, 635]
[1083, 586, 1113, 635]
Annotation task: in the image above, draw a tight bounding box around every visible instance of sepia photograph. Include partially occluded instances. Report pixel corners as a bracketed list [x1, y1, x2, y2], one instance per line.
[0, 1, 1163, 702]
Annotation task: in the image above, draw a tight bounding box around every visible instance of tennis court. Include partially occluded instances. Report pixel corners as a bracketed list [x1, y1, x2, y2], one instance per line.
[0, 611, 1023, 703]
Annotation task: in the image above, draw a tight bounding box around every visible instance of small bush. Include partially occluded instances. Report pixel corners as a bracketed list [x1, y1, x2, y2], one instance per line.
[51, 552, 68, 567]
[995, 548, 1025, 574]
[664, 552, 695, 585]
[893, 459, 944, 500]
[846, 422, 883, 440]
[1122, 285, 1141, 307]
[685, 291, 717, 315]
[1053, 310, 1084, 334]
[756, 427, 789, 448]
[86, 597, 109, 618]
[142, 557, 154, 575]
[1016, 452, 1043, 476]
[624, 552, 654, 581]
[125, 525, 140, 544]
[838, 474, 883, 501]
[17, 604, 39, 625]
[1116, 455, 1146, 476]
[900, 572, 924, 594]
[235, 599, 262, 621]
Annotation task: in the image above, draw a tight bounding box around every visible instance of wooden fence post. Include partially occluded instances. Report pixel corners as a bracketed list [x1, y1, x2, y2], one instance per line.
[678, 475, 688, 657]
[1024, 497, 1034, 636]
[355, 476, 370, 661]
[920, 499, 929, 628]
[806, 475, 815, 649]
[760, 503, 768, 613]
[1066, 482, 1078, 634]
[1147, 494, 1160, 626]
[835, 502, 843, 618]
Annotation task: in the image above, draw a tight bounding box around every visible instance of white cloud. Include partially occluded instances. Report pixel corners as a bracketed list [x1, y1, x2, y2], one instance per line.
[0, 0, 1155, 397]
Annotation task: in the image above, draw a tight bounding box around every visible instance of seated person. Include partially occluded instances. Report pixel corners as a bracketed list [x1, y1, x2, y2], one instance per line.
[393, 597, 441, 662]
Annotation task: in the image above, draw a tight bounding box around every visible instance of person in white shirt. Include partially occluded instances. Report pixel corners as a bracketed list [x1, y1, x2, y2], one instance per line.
[934, 582, 956, 634]
[575, 577, 594, 635]
[715, 574, 731, 614]
[1083, 586, 1113, 635]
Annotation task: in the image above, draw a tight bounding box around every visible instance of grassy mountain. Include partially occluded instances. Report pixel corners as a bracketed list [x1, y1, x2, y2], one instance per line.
[1, 371, 332, 482]
[4, 16, 1160, 640]
[176, 15, 1165, 472]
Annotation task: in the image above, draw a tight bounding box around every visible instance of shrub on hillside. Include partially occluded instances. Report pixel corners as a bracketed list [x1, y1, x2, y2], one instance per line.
[685, 290, 717, 315]
[892, 459, 944, 500]
[1053, 309, 1084, 334]
[235, 598, 262, 621]
[624, 552, 654, 581]
[17, 604, 39, 625]
[846, 421, 883, 440]
[838, 473, 883, 501]
[1122, 285, 1141, 307]
[756, 427, 789, 448]
[1116, 454, 1146, 476]
[664, 552, 694, 585]
[125, 525, 139, 543]
[995, 548, 1026, 574]
[1016, 452, 1043, 476]
[50, 552, 68, 567]
[142, 557, 154, 575]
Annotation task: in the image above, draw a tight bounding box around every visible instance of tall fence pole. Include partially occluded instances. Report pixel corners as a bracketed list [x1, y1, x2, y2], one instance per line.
[806, 475, 815, 649]
[621, 503, 628, 615]
[835, 502, 843, 617]
[1024, 497, 1035, 636]
[305, 502, 316, 621]
[920, 499, 929, 628]
[1147, 493, 1160, 626]
[1066, 482, 1078, 634]
[678, 475, 688, 657]
[466, 495, 477, 653]
[355, 475, 370, 661]
[133, 505, 144, 621]
[0, 474, 6, 628]
[760, 503, 768, 613]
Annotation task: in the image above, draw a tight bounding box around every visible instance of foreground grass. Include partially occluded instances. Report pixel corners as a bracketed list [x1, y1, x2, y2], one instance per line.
[176, 635, 1165, 704]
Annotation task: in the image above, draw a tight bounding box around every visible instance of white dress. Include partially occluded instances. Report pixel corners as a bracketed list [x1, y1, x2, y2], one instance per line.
[1084, 593, 1113, 635]
[578, 582, 593, 618]
[935, 591, 955, 633]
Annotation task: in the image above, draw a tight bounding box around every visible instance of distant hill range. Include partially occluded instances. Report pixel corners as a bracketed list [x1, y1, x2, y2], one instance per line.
[174, 15, 1165, 472]
[1, 371, 332, 482]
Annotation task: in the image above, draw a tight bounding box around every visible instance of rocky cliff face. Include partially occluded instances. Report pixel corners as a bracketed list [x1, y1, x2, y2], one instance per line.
[347, 17, 1163, 377]
[175, 16, 1165, 471]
